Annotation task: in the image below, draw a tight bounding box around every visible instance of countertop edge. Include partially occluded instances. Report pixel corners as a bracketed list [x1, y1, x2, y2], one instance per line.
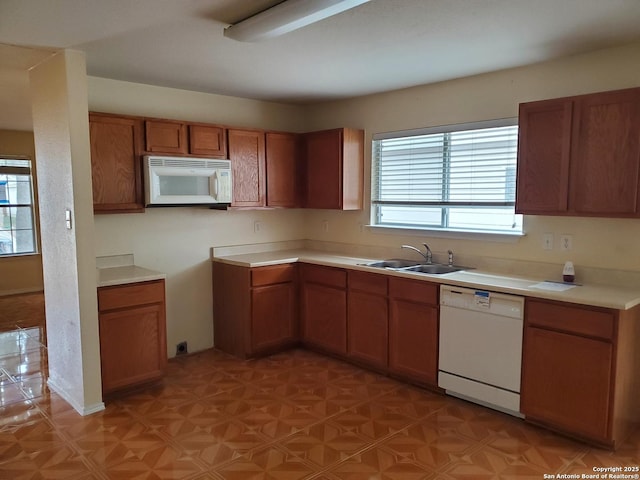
[97, 266, 167, 288]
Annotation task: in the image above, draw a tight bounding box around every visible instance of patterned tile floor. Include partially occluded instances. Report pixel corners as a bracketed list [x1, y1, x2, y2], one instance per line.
[0, 333, 638, 479]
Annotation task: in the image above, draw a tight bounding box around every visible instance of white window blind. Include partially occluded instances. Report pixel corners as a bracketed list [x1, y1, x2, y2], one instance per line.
[372, 121, 522, 234]
[0, 158, 37, 255]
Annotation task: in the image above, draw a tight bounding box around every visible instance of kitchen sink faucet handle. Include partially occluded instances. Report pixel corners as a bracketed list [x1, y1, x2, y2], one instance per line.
[422, 243, 433, 263]
[448, 249, 454, 266]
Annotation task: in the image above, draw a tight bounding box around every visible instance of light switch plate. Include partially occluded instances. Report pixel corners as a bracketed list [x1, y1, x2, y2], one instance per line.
[65, 209, 72, 230]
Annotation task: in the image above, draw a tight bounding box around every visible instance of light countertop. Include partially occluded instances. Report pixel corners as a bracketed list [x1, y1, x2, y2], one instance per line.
[213, 249, 640, 310]
[97, 265, 166, 288]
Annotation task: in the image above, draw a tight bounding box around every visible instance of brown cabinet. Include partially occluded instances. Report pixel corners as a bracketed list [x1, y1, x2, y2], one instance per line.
[266, 132, 301, 207]
[145, 119, 188, 154]
[516, 87, 640, 217]
[347, 271, 388, 369]
[89, 113, 145, 213]
[189, 124, 227, 158]
[304, 128, 364, 210]
[516, 98, 572, 213]
[300, 263, 347, 356]
[228, 129, 266, 207]
[570, 89, 640, 215]
[521, 298, 640, 448]
[212, 262, 297, 358]
[388, 277, 439, 386]
[98, 280, 167, 396]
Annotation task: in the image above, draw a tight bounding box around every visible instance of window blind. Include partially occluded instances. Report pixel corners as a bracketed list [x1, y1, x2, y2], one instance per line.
[372, 122, 522, 233]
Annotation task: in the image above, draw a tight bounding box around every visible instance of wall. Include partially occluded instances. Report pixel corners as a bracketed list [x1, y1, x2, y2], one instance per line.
[30, 50, 103, 414]
[89, 78, 308, 356]
[0, 129, 43, 294]
[302, 41, 640, 273]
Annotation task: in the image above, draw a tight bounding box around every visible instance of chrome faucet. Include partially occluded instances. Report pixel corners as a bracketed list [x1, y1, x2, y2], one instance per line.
[401, 243, 432, 263]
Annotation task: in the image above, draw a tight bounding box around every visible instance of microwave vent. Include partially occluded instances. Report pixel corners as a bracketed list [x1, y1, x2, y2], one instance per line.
[147, 156, 230, 170]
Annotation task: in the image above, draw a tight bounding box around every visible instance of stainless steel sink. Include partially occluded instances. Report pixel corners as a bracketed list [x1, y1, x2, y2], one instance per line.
[401, 264, 464, 274]
[362, 259, 421, 269]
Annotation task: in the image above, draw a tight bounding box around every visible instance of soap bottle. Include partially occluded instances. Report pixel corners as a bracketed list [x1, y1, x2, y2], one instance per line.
[562, 261, 575, 283]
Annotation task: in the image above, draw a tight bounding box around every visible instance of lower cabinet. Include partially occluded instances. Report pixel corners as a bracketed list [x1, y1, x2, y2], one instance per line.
[98, 280, 167, 396]
[212, 262, 297, 358]
[388, 277, 439, 387]
[521, 298, 640, 448]
[300, 263, 347, 355]
[347, 270, 388, 369]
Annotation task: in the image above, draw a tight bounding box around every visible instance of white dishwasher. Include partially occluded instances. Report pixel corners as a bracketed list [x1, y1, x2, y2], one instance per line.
[439, 285, 524, 417]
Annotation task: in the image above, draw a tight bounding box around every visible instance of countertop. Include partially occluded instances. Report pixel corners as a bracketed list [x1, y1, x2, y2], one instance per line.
[213, 249, 640, 310]
[97, 265, 166, 288]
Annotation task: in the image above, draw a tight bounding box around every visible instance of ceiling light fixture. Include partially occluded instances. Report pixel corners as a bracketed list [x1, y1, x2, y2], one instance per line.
[223, 0, 371, 42]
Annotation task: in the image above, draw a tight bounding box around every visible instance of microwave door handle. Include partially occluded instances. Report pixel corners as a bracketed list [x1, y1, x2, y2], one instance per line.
[210, 172, 219, 201]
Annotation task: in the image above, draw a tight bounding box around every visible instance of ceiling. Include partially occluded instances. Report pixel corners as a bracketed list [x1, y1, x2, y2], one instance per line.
[2, 0, 640, 131]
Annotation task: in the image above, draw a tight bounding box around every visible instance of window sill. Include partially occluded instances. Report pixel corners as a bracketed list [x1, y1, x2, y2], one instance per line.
[366, 225, 525, 243]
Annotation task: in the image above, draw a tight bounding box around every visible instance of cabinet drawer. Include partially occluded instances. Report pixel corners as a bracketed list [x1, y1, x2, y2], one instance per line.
[348, 270, 387, 295]
[98, 280, 165, 312]
[251, 264, 295, 287]
[389, 277, 437, 305]
[301, 264, 347, 288]
[526, 299, 615, 340]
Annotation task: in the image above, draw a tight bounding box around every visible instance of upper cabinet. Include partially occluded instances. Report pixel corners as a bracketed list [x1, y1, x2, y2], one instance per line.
[304, 128, 364, 210]
[266, 132, 301, 208]
[189, 124, 227, 158]
[516, 87, 640, 217]
[570, 89, 640, 215]
[89, 113, 145, 214]
[145, 119, 188, 154]
[228, 129, 266, 207]
[145, 120, 227, 158]
[516, 98, 573, 213]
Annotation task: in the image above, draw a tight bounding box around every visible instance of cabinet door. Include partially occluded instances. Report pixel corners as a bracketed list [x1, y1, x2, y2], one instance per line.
[189, 124, 227, 157]
[305, 129, 343, 209]
[89, 114, 144, 213]
[145, 120, 188, 154]
[521, 326, 612, 442]
[99, 303, 167, 394]
[516, 99, 572, 214]
[348, 290, 388, 369]
[389, 298, 438, 385]
[570, 89, 640, 215]
[266, 132, 301, 207]
[301, 282, 347, 355]
[228, 129, 266, 207]
[251, 282, 297, 354]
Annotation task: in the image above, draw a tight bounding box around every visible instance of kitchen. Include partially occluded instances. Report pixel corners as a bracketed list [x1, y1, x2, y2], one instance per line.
[1, 0, 640, 477]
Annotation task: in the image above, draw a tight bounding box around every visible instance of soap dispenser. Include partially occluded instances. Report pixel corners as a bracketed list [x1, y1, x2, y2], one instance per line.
[562, 261, 575, 283]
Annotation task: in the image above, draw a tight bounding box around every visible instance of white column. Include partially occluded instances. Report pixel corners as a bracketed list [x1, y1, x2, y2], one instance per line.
[29, 49, 103, 415]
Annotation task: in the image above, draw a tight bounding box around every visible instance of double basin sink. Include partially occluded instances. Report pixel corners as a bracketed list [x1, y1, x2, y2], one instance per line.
[361, 258, 467, 275]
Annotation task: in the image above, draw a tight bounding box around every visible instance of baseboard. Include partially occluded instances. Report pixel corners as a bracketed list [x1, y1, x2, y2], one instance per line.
[47, 377, 105, 416]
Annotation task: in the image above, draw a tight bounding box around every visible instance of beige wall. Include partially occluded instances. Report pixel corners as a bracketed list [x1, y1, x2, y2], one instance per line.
[89, 78, 308, 356]
[0, 130, 43, 294]
[302, 41, 640, 272]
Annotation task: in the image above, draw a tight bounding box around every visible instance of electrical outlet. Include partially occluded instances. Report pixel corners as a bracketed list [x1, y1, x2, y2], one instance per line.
[254, 221, 261, 233]
[322, 220, 329, 233]
[542, 233, 553, 250]
[560, 234, 573, 251]
[176, 341, 188, 356]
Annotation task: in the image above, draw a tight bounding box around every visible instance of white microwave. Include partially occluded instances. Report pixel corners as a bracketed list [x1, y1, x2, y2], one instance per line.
[144, 156, 232, 207]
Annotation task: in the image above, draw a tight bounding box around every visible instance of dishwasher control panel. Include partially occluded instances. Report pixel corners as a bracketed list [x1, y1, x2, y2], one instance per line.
[440, 285, 524, 319]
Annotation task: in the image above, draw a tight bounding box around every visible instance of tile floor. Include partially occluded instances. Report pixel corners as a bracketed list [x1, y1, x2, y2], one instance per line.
[0, 335, 638, 479]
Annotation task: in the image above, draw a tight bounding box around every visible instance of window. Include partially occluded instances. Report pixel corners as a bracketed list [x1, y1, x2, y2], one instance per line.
[371, 120, 522, 235]
[0, 158, 37, 255]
